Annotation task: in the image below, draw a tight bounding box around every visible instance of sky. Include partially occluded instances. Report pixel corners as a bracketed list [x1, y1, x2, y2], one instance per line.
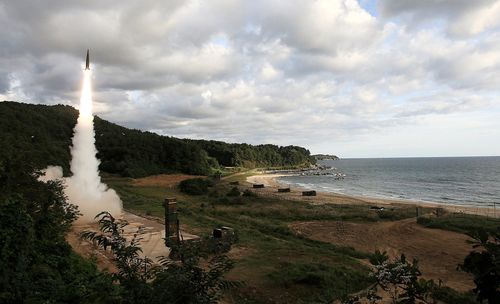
[1, 0, 500, 158]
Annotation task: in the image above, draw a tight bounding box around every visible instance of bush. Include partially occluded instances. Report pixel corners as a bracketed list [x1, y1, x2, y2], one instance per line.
[416, 216, 432, 225]
[226, 187, 241, 197]
[219, 197, 230, 204]
[459, 228, 500, 303]
[432, 286, 477, 304]
[208, 189, 220, 198]
[417, 214, 500, 234]
[268, 262, 372, 301]
[345, 253, 469, 304]
[242, 189, 257, 197]
[178, 178, 213, 195]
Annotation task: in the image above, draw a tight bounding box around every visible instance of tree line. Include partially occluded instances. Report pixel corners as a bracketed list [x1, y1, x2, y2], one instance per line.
[0, 101, 315, 177]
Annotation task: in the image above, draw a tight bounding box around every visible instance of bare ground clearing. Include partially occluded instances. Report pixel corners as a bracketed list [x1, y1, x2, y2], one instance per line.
[290, 218, 474, 292]
[132, 174, 201, 188]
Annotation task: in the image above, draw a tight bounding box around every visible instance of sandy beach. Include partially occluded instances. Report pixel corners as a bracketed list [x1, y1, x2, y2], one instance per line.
[246, 173, 499, 218]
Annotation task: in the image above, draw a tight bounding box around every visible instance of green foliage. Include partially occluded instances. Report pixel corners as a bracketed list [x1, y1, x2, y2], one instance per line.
[226, 187, 241, 197]
[459, 228, 500, 304]
[179, 178, 214, 195]
[0, 153, 118, 303]
[373, 255, 432, 303]
[1, 102, 316, 178]
[81, 212, 156, 284]
[369, 249, 389, 266]
[82, 212, 240, 304]
[242, 189, 258, 197]
[191, 139, 316, 168]
[346, 251, 482, 304]
[346, 254, 442, 304]
[313, 154, 339, 161]
[0, 102, 77, 175]
[431, 287, 477, 304]
[94, 117, 213, 177]
[268, 262, 373, 302]
[417, 214, 500, 234]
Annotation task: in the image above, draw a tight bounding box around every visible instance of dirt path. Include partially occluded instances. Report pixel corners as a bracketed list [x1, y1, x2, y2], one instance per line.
[290, 218, 474, 292]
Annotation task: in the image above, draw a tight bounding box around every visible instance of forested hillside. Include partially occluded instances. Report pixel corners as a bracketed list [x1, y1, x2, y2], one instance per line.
[191, 140, 314, 168]
[0, 101, 314, 177]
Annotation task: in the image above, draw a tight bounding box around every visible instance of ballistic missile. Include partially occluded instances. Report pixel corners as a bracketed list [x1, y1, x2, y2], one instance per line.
[85, 49, 90, 70]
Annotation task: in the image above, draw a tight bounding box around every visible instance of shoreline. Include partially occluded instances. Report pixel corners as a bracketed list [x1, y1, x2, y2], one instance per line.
[246, 173, 500, 218]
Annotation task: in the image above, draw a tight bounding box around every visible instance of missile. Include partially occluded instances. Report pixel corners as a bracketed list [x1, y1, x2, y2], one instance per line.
[85, 49, 90, 70]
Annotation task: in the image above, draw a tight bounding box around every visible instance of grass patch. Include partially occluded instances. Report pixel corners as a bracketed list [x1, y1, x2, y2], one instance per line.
[226, 187, 241, 197]
[268, 262, 374, 303]
[417, 214, 500, 234]
[433, 286, 477, 304]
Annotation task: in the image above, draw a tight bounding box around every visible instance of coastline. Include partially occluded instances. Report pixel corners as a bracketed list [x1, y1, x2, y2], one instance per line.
[246, 173, 499, 218]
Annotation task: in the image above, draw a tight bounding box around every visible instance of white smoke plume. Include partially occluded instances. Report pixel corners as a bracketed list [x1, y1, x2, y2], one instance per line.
[39, 165, 64, 182]
[41, 70, 122, 223]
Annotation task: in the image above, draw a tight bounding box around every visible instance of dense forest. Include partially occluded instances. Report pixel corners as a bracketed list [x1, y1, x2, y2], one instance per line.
[191, 139, 314, 168]
[0, 101, 315, 177]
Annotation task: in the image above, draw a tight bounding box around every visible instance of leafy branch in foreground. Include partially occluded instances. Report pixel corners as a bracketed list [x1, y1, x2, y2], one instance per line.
[80, 212, 156, 283]
[344, 251, 439, 304]
[81, 211, 240, 304]
[459, 228, 500, 304]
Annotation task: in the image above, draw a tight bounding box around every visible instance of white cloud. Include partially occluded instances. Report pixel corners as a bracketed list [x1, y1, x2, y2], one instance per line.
[1, 0, 500, 156]
[380, 0, 500, 37]
[260, 63, 281, 81]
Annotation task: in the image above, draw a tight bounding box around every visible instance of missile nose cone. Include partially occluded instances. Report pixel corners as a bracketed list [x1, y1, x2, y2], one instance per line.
[85, 49, 90, 70]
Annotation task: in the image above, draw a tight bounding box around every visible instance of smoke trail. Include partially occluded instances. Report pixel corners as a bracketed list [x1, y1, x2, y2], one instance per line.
[63, 69, 122, 223]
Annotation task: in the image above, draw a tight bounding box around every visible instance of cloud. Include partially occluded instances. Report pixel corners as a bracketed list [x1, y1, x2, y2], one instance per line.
[2, 0, 500, 157]
[379, 0, 500, 36]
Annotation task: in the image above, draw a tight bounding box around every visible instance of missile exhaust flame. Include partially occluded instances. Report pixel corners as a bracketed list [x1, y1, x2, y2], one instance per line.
[64, 51, 122, 223]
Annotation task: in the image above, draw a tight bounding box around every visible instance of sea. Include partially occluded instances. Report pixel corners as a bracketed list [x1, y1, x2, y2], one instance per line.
[278, 157, 500, 208]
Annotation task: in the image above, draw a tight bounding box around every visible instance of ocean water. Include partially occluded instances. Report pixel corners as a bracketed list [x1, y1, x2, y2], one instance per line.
[278, 157, 500, 208]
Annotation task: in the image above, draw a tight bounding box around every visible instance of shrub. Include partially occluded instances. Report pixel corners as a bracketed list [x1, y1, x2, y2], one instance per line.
[242, 189, 257, 197]
[432, 287, 477, 304]
[268, 262, 372, 301]
[459, 228, 500, 303]
[416, 216, 432, 225]
[208, 189, 220, 198]
[178, 178, 213, 195]
[345, 254, 448, 304]
[219, 197, 230, 204]
[226, 187, 241, 197]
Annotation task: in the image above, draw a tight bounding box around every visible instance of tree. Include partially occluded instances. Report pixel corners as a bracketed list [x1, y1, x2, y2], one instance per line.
[345, 251, 438, 304]
[0, 154, 118, 303]
[459, 228, 500, 304]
